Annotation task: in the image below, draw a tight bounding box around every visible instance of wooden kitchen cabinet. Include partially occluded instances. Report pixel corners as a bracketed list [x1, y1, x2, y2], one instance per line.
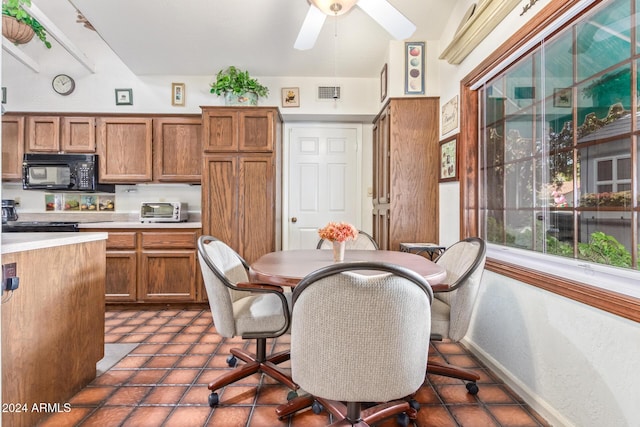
[202, 107, 276, 153]
[2, 238, 105, 427]
[139, 231, 199, 301]
[26, 116, 96, 153]
[203, 154, 275, 264]
[96, 117, 153, 182]
[83, 227, 201, 303]
[372, 98, 439, 250]
[1, 115, 25, 180]
[153, 116, 202, 182]
[103, 231, 138, 302]
[201, 106, 281, 264]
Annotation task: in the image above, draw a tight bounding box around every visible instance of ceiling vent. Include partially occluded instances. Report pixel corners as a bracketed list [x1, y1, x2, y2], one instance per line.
[317, 86, 341, 101]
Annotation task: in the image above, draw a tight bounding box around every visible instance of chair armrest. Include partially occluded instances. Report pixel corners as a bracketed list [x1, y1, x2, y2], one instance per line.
[431, 283, 451, 292]
[236, 282, 284, 293]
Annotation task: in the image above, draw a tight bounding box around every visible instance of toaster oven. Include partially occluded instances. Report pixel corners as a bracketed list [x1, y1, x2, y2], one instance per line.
[140, 202, 189, 223]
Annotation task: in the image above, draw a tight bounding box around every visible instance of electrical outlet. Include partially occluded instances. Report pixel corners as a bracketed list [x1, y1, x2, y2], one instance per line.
[2, 262, 19, 293]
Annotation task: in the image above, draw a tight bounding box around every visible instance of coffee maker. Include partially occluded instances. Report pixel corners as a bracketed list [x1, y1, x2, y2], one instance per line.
[2, 199, 19, 223]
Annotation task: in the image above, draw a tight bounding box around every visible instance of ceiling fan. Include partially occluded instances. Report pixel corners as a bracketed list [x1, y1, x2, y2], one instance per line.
[295, 0, 416, 50]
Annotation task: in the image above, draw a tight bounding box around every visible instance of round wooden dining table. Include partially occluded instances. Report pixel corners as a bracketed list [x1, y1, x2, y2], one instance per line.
[249, 249, 447, 287]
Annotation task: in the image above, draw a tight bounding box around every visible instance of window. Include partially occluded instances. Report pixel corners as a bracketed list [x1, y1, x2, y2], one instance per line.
[478, 0, 638, 271]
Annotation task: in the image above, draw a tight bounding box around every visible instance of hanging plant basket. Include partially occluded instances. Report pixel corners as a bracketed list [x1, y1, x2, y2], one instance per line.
[2, 15, 35, 44]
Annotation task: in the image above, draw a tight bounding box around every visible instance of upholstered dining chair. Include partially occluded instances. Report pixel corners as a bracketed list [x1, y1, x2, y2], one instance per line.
[316, 229, 379, 250]
[276, 262, 433, 426]
[197, 236, 297, 407]
[428, 237, 486, 394]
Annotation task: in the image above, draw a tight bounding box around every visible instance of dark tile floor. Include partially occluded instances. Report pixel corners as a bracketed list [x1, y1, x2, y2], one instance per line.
[39, 309, 550, 427]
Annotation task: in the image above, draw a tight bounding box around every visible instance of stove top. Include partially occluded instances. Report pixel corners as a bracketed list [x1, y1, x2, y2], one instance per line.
[2, 221, 79, 232]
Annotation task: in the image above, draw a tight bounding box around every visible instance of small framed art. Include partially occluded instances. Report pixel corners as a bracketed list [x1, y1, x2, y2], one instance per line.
[281, 87, 300, 108]
[439, 134, 458, 182]
[405, 41, 425, 95]
[115, 88, 133, 105]
[1, 87, 6, 104]
[172, 83, 185, 106]
[441, 95, 458, 135]
[380, 63, 387, 102]
[553, 88, 571, 108]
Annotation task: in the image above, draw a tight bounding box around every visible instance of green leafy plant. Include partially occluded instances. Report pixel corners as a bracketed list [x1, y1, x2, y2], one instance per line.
[2, 0, 51, 48]
[209, 66, 269, 98]
[577, 231, 632, 268]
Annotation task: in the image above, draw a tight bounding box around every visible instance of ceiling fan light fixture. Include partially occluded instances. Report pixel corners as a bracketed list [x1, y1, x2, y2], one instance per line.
[310, 0, 357, 16]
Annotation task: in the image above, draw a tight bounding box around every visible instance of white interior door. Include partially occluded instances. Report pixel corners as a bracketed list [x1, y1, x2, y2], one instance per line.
[287, 126, 359, 249]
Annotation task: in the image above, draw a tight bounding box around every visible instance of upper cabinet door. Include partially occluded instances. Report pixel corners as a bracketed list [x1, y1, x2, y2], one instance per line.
[61, 117, 96, 153]
[96, 117, 153, 182]
[202, 108, 238, 152]
[2, 116, 25, 181]
[26, 116, 96, 153]
[26, 116, 61, 152]
[153, 117, 202, 182]
[238, 109, 274, 152]
[202, 107, 277, 153]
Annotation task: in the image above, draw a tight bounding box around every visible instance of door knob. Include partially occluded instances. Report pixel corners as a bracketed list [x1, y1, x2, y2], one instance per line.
[291, 217, 297, 223]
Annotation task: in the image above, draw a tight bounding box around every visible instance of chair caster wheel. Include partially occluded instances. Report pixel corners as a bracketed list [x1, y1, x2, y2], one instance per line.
[408, 399, 420, 411]
[311, 400, 324, 414]
[466, 382, 479, 395]
[286, 390, 298, 401]
[397, 412, 410, 427]
[226, 355, 237, 367]
[208, 392, 219, 407]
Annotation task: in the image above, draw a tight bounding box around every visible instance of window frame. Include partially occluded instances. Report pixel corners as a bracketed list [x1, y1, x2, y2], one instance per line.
[459, 0, 640, 323]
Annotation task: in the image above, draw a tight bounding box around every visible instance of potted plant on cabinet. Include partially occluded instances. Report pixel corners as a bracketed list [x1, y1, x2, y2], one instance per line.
[2, 0, 51, 48]
[209, 66, 269, 106]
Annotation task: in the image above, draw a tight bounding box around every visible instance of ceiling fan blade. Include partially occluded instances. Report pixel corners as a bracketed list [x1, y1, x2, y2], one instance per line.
[294, 5, 327, 50]
[356, 0, 416, 40]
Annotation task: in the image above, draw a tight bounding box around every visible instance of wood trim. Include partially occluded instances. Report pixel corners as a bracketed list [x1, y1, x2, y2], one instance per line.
[486, 259, 640, 323]
[459, 0, 640, 321]
[439, 0, 522, 65]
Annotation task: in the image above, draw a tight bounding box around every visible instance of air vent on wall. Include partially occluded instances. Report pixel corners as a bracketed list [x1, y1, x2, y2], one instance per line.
[317, 86, 341, 100]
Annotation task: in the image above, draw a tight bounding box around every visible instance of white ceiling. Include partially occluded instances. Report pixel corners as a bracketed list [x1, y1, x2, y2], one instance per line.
[29, 0, 459, 78]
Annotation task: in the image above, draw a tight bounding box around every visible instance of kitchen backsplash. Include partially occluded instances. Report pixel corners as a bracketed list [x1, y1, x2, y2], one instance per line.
[1, 182, 202, 215]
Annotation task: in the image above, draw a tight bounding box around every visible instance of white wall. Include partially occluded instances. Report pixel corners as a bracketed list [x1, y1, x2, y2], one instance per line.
[0, 28, 380, 117]
[437, 1, 640, 426]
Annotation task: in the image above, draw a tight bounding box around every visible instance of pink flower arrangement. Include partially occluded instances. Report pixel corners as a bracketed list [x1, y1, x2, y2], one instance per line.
[318, 222, 358, 243]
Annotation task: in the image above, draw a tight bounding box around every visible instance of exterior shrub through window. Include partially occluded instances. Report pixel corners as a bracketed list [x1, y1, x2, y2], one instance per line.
[478, 0, 638, 270]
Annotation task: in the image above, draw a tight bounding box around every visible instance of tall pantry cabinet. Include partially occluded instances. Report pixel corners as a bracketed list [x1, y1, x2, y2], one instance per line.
[200, 107, 282, 264]
[372, 97, 439, 250]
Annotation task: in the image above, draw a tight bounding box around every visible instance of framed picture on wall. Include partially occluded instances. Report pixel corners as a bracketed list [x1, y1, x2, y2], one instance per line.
[172, 83, 185, 106]
[281, 87, 300, 108]
[380, 63, 387, 102]
[441, 95, 458, 135]
[115, 88, 133, 105]
[439, 134, 458, 182]
[405, 41, 425, 95]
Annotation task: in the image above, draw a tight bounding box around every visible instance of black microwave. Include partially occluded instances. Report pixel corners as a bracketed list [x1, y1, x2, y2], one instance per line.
[22, 153, 115, 193]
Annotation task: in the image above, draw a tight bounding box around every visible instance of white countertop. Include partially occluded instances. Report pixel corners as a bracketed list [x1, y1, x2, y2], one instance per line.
[1, 232, 108, 254]
[77, 221, 202, 229]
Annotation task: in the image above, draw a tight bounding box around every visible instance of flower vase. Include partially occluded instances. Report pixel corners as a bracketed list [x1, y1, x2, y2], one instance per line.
[332, 240, 345, 262]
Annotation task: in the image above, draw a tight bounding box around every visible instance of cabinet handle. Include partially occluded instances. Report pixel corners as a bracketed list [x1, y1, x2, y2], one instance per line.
[291, 217, 297, 223]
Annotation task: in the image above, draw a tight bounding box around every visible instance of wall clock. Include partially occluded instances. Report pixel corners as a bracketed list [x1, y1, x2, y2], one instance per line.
[52, 74, 75, 96]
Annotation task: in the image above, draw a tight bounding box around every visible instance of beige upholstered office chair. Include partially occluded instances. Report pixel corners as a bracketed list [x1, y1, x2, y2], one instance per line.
[428, 237, 486, 394]
[316, 230, 379, 250]
[197, 236, 297, 407]
[276, 262, 433, 426]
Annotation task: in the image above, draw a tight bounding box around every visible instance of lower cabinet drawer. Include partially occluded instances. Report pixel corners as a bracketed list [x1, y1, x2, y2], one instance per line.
[106, 232, 137, 250]
[141, 231, 198, 249]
